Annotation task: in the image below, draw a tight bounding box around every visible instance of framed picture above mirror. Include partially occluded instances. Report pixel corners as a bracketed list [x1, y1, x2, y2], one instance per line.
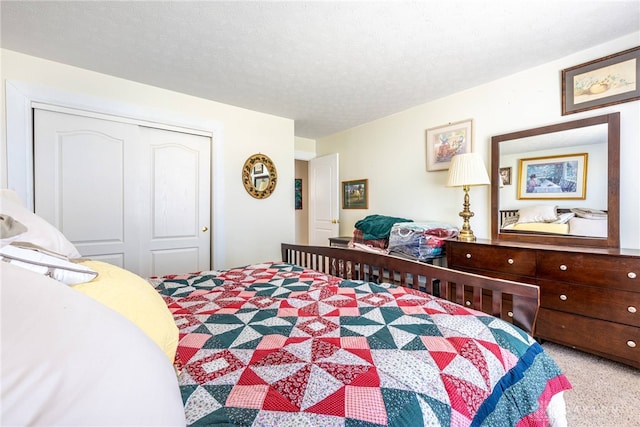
[562, 46, 640, 115]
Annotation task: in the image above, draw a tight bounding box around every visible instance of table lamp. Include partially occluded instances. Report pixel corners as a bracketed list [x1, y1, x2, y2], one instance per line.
[446, 153, 491, 242]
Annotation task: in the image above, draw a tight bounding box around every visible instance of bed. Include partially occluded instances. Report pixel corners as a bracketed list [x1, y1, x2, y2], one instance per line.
[1, 190, 571, 426]
[500, 206, 608, 238]
[147, 244, 570, 426]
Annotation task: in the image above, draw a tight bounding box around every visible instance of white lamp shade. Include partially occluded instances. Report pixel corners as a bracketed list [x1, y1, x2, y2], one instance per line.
[446, 153, 491, 187]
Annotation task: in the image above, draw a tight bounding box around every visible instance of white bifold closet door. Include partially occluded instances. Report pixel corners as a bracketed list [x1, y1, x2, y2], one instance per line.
[34, 109, 211, 277]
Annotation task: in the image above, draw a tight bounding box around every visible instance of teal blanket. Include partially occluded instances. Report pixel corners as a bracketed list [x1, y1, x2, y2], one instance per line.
[354, 214, 413, 240]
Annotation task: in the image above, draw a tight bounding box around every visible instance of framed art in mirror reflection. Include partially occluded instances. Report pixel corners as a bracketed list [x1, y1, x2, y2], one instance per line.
[517, 153, 587, 200]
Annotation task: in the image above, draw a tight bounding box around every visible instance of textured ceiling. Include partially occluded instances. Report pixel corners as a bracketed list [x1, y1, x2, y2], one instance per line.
[2, 1, 639, 139]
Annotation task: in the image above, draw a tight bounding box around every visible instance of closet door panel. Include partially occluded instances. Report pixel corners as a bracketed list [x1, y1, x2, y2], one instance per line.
[138, 126, 211, 277]
[34, 109, 211, 277]
[34, 109, 139, 270]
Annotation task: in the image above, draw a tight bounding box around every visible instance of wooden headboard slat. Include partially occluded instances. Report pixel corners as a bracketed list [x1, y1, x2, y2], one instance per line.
[282, 243, 540, 335]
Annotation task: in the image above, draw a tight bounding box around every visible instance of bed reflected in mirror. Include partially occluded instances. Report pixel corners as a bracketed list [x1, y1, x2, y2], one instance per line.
[491, 113, 620, 248]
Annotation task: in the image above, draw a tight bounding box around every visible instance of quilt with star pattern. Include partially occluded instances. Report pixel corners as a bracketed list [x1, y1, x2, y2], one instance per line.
[151, 262, 571, 427]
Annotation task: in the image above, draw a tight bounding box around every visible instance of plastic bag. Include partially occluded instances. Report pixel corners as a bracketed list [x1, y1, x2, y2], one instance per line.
[388, 222, 458, 261]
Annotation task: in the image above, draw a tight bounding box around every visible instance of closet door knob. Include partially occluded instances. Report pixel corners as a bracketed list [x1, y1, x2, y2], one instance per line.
[202, 226, 209, 232]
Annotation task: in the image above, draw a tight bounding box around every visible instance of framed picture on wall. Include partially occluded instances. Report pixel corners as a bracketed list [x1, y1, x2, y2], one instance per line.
[294, 178, 302, 209]
[562, 46, 640, 115]
[342, 179, 368, 209]
[517, 153, 587, 200]
[426, 119, 473, 171]
[499, 167, 512, 185]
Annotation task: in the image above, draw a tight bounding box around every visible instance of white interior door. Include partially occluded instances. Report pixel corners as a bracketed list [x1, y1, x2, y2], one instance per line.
[34, 109, 211, 277]
[308, 153, 339, 245]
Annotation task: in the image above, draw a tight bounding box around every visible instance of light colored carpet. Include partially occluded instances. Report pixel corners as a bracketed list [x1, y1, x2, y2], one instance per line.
[541, 342, 640, 427]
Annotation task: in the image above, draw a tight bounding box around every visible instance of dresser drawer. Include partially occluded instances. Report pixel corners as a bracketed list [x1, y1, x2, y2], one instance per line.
[537, 251, 640, 292]
[536, 308, 640, 368]
[448, 242, 536, 277]
[538, 279, 640, 327]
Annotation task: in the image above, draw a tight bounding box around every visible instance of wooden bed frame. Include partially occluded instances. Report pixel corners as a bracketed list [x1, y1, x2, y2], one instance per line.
[282, 243, 540, 335]
[500, 208, 573, 229]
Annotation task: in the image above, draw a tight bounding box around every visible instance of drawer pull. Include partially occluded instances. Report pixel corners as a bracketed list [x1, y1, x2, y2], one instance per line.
[466, 253, 472, 259]
[465, 300, 471, 306]
[559, 294, 568, 301]
[507, 258, 514, 265]
[628, 306, 637, 314]
[629, 272, 637, 279]
[627, 340, 637, 348]
[559, 265, 567, 271]
[507, 311, 513, 318]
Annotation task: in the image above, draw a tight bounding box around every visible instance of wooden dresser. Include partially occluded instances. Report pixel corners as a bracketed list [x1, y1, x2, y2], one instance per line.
[447, 239, 640, 369]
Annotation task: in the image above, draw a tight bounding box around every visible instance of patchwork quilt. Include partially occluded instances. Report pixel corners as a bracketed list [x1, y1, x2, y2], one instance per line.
[151, 262, 571, 427]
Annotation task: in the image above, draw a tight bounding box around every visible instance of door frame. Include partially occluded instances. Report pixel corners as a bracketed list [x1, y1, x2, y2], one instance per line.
[5, 80, 223, 266]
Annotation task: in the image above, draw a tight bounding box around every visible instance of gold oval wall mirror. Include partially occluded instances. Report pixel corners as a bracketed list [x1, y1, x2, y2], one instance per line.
[242, 153, 278, 199]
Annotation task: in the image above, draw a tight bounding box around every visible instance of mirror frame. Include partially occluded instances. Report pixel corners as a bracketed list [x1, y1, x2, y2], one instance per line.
[491, 112, 620, 248]
[242, 153, 278, 199]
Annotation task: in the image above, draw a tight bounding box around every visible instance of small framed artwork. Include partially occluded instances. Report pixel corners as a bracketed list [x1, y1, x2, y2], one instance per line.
[562, 46, 640, 115]
[342, 179, 368, 209]
[253, 163, 264, 174]
[294, 178, 302, 209]
[254, 176, 269, 191]
[426, 119, 473, 171]
[499, 167, 512, 185]
[517, 153, 588, 200]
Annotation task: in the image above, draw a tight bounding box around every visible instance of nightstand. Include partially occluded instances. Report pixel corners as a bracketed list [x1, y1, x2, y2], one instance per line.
[328, 236, 351, 248]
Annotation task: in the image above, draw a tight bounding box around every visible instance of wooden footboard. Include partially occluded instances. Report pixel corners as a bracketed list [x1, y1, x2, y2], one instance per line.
[281, 243, 540, 335]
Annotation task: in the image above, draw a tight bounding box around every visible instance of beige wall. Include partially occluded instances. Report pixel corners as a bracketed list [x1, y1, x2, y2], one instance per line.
[294, 160, 309, 244]
[317, 32, 640, 250]
[1, 49, 295, 269]
[3, 30, 639, 269]
[293, 136, 313, 243]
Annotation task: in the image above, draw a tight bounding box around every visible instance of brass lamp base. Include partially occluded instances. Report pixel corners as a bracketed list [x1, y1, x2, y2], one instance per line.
[457, 184, 477, 242]
[457, 229, 477, 242]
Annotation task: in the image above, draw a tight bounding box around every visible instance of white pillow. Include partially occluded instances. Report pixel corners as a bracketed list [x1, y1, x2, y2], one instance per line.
[0, 243, 97, 285]
[1, 262, 186, 426]
[0, 189, 81, 258]
[570, 207, 608, 220]
[517, 205, 558, 224]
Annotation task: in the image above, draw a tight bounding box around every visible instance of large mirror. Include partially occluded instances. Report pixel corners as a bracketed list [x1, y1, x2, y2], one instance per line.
[491, 113, 619, 248]
[242, 153, 278, 199]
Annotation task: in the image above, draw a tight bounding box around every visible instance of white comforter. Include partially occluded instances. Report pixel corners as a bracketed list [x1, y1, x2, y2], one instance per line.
[1, 263, 186, 426]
